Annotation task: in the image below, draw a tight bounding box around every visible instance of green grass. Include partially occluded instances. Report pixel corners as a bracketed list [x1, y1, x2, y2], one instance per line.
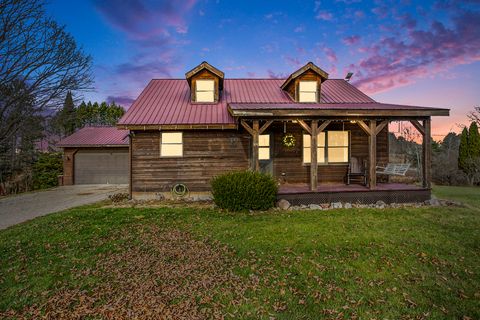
[0, 186, 479, 319]
[433, 185, 480, 208]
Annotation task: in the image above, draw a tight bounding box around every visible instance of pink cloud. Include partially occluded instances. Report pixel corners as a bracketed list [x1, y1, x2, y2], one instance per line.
[342, 35, 361, 46]
[284, 56, 302, 68]
[315, 11, 333, 21]
[354, 10, 365, 19]
[324, 47, 337, 63]
[93, 0, 197, 39]
[92, 0, 197, 100]
[371, 6, 389, 19]
[352, 10, 480, 94]
[267, 70, 288, 79]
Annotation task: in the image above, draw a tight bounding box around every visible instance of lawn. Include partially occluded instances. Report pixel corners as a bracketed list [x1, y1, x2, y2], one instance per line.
[0, 186, 479, 319]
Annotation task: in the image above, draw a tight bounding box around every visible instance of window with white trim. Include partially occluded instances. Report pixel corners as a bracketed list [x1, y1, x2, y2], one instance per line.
[160, 132, 183, 157]
[303, 131, 348, 164]
[258, 134, 270, 160]
[298, 81, 317, 102]
[195, 79, 215, 102]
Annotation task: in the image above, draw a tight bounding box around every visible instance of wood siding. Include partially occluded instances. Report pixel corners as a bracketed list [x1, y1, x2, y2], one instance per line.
[131, 130, 250, 192]
[62, 148, 77, 185]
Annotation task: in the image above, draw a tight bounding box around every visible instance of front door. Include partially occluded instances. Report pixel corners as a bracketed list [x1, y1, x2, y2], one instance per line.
[259, 133, 273, 175]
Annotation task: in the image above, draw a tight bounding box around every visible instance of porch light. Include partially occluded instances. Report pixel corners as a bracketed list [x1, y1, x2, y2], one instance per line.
[350, 120, 357, 124]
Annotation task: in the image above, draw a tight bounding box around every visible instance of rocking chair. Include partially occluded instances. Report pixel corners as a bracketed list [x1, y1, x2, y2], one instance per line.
[347, 157, 367, 186]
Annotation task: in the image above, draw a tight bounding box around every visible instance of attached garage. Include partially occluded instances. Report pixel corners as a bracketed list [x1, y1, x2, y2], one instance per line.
[74, 149, 128, 184]
[57, 127, 130, 185]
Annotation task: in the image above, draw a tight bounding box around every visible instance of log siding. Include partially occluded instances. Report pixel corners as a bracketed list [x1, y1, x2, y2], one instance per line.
[131, 130, 250, 192]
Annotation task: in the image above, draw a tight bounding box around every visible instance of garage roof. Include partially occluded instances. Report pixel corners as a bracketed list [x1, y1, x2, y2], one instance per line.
[56, 127, 129, 148]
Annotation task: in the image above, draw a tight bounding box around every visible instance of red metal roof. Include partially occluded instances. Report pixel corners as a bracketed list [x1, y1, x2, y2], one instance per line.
[56, 127, 129, 147]
[118, 79, 376, 126]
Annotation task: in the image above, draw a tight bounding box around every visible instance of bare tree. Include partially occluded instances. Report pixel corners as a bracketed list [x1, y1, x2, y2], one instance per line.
[468, 106, 480, 125]
[0, 0, 93, 144]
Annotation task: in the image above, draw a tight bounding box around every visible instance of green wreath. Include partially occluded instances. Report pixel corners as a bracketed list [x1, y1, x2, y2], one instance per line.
[282, 133, 296, 148]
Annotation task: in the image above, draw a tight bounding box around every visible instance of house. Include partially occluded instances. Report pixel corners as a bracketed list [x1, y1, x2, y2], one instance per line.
[66, 61, 450, 204]
[57, 126, 129, 184]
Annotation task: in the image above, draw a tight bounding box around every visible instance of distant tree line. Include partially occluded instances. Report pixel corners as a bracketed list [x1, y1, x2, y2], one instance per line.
[50, 91, 125, 138]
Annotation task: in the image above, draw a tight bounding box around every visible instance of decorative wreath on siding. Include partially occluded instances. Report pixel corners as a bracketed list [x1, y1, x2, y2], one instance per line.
[282, 133, 296, 148]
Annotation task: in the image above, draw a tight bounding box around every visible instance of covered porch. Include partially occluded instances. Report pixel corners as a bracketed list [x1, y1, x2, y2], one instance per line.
[229, 103, 449, 203]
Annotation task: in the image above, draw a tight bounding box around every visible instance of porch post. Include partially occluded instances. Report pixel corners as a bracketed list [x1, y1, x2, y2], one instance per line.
[252, 120, 260, 172]
[368, 120, 377, 190]
[310, 120, 318, 191]
[422, 118, 431, 189]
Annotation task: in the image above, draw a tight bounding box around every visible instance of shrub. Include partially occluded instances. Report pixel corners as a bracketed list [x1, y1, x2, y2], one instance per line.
[32, 152, 63, 190]
[211, 170, 278, 211]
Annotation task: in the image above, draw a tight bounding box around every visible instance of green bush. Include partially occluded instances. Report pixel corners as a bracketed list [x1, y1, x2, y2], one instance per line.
[211, 170, 278, 211]
[32, 152, 63, 190]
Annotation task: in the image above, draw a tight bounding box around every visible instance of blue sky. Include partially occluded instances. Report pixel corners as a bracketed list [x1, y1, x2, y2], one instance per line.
[46, 0, 480, 137]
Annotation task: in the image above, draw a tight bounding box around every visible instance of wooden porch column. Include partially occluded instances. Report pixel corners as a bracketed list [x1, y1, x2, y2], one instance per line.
[422, 118, 431, 189]
[252, 120, 260, 171]
[241, 120, 273, 172]
[368, 120, 377, 190]
[310, 120, 318, 191]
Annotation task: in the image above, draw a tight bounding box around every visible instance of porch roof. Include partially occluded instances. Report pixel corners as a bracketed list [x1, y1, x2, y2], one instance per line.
[228, 102, 450, 118]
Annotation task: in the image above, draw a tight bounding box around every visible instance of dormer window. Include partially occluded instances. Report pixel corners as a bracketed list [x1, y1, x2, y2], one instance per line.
[280, 62, 329, 103]
[185, 61, 224, 103]
[195, 79, 215, 102]
[299, 81, 317, 102]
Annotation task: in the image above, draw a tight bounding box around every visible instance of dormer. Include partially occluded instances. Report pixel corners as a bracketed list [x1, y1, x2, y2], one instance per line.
[281, 62, 329, 103]
[185, 61, 224, 103]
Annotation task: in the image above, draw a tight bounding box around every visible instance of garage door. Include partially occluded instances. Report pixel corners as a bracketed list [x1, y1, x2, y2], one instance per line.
[74, 149, 128, 184]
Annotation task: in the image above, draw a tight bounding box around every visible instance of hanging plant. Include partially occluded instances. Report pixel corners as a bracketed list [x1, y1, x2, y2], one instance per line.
[282, 133, 296, 148]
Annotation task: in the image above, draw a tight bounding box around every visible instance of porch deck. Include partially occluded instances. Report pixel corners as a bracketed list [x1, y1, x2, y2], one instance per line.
[277, 183, 430, 205]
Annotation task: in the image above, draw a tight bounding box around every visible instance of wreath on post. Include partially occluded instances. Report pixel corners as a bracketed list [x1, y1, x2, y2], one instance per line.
[282, 133, 296, 148]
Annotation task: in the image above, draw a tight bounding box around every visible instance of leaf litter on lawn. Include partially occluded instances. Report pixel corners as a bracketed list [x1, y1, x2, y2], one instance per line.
[1, 225, 254, 320]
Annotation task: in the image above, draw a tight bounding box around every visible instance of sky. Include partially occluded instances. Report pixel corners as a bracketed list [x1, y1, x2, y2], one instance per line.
[46, 0, 480, 139]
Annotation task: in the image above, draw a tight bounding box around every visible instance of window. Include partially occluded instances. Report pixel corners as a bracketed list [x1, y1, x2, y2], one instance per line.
[327, 131, 349, 163]
[195, 79, 215, 102]
[298, 81, 317, 102]
[303, 132, 325, 163]
[303, 131, 349, 164]
[160, 132, 183, 157]
[258, 134, 270, 160]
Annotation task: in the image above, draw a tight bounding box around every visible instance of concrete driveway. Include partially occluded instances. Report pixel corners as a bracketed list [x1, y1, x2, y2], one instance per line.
[0, 184, 127, 230]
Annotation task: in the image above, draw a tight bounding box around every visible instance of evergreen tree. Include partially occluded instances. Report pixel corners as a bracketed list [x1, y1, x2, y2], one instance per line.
[458, 127, 469, 171]
[468, 122, 480, 158]
[62, 91, 76, 135]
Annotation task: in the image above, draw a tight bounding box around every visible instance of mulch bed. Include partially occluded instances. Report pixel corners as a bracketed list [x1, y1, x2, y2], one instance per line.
[2, 226, 250, 319]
